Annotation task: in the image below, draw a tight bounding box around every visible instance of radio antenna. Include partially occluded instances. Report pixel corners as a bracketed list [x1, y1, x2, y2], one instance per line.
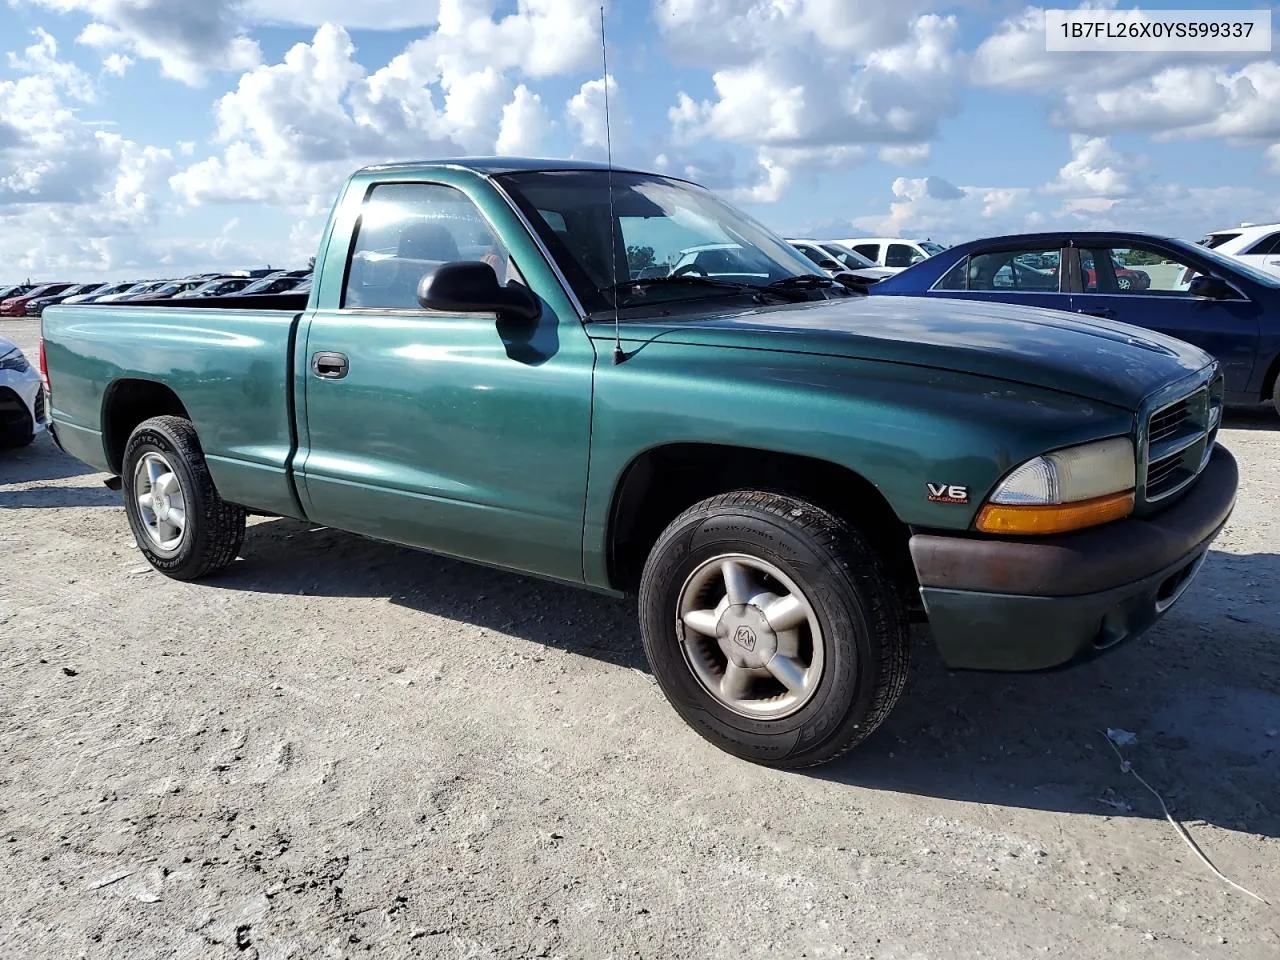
[600, 5, 624, 365]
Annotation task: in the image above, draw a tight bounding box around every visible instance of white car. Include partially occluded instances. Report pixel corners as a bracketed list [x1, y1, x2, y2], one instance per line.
[832, 237, 947, 273]
[0, 336, 45, 448]
[785, 239, 897, 284]
[1198, 223, 1280, 278]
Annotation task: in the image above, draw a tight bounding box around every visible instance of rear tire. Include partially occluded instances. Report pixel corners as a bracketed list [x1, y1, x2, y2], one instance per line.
[121, 416, 245, 581]
[638, 490, 910, 769]
[1272, 375, 1280, 418]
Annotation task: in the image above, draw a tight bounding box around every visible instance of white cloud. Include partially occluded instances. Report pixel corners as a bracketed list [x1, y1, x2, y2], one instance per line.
[101, 52, 132, 75]
[171, 2, 604, 210]
[1056, 62, 1280, 145]
[0, 30, 186, 278]
[659, 3, 961, 200]
[879, 143, 930, 166]
[566, 75, 621, 153]
[243, 0, 442, 29]
[24, 0, 261, 85]
[1043, 135, 1141, 197]
[972, 5, 1278, 163]
[827, 136, 1280, 244]
[496, 85, 550, 156]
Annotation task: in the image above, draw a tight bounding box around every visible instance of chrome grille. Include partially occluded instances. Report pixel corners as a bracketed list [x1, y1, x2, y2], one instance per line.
[1141, 374, 1223, 505]
[1147, 399, 1189, 445]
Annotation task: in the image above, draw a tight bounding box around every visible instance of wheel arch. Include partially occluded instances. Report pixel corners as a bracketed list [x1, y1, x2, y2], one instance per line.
[605, 442, 916, 599]
[1260, 350, 1280, 407]
[102, 378, 192, 475]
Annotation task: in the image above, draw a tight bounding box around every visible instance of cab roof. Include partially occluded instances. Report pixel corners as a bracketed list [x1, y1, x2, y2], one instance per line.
[357, 156, 662, 178]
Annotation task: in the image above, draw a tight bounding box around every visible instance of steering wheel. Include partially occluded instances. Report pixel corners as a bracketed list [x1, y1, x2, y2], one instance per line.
[673, 263, 708, 277]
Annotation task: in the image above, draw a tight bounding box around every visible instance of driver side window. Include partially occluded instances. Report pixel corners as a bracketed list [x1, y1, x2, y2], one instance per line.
[344, 182, 520, 310]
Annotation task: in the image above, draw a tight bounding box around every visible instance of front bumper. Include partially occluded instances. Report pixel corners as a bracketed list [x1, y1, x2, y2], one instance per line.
[910, 444, 1238, 671]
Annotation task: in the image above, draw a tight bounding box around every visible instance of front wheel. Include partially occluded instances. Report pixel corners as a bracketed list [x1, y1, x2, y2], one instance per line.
[638, 491, 910, 768]
[121, 416, 246, 581]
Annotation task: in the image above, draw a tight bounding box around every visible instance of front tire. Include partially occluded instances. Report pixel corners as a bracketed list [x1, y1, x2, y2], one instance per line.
[0, 403, 34, 449]
[638, 491, 910, 769]
[121, 416, 246, 581]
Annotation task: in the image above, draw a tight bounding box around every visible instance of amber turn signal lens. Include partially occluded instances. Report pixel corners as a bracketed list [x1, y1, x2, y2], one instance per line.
[975, 490, 1135, 536]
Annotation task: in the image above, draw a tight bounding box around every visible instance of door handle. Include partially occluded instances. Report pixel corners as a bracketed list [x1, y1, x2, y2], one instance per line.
[311, 352, 349, 379]
[1076, 308, 1116, 320]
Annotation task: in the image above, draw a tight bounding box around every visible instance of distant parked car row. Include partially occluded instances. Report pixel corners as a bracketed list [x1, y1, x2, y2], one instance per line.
[0, 268, 312, 319]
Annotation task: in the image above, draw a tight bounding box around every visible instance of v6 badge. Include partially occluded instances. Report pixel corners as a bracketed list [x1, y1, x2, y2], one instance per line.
[927, 483, 969, 504]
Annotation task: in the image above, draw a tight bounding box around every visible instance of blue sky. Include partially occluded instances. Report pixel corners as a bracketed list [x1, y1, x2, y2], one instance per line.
[1, 0, 1277, 280]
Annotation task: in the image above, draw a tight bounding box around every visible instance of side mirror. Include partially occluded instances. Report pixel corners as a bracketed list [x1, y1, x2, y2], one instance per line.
[816, 258, 841, 271]
[417, 261, 541, 324]
[1187, 274, 1234, 300]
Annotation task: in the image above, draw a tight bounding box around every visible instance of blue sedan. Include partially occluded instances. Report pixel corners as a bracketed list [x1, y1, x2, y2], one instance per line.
[868, 231, 1280, 412]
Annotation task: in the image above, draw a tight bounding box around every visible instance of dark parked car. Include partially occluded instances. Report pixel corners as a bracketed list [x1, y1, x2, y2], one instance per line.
[128, 280, 205, 302]
[1, 283, 74, 317]
[25, 282, 106, 316]
[63, 281, 139, 305]
[174, 277, 255, 299]
[869, 231, 1280, 412]
[230, 272, 308, 296]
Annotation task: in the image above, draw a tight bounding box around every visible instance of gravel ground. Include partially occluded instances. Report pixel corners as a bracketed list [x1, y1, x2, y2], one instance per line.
[2, 318, 1278, 959]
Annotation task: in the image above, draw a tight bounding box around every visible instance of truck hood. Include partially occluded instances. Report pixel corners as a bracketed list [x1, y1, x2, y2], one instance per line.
[598, 294, 1213, 411]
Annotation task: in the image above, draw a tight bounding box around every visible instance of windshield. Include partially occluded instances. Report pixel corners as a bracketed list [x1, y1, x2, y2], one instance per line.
[497, 169, 826, 312]
[240, 276, 279, 295]
[1173, 238, 1280, 287]
[819, 242, 877, 270]
[919, 241, 947, 256]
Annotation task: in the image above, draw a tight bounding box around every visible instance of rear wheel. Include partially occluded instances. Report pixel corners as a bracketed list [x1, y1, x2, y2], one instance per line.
[121, 416, 245, 581]
[638, 490, 910, 768]
[1272, 375, 1280, 418]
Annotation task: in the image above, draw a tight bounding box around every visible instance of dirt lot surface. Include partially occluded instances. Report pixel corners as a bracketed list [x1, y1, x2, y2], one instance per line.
[2, 317, 1278, 959]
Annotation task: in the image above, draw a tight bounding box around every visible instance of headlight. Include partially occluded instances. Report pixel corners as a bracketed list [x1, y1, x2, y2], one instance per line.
[0, 349, 30, 373]
[976, 437, 1135, 535]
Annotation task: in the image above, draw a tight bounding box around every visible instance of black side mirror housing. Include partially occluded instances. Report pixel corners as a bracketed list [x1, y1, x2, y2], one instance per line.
[417, 261, 541, 324]
[1187, 274, 1234, 300]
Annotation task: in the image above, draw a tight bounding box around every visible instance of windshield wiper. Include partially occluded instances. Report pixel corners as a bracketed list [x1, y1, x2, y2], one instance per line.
[764, 274, 860, 297]
[608, 274, 809, 305]
[609, 275, 759, 295]
[764, 274, 836, 290]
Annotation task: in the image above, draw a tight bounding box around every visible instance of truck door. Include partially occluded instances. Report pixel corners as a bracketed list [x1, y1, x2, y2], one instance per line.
[294, 179, 595, 584]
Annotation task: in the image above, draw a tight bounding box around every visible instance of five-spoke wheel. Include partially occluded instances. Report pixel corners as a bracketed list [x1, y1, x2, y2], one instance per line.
[639, 490, 910, 768]
[121, 416, 246, 580]
[677, 554, 824, 719]
[134, 451, 188, 552]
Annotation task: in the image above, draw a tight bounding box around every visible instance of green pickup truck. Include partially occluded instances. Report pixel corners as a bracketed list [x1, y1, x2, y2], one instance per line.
[41, 158, 1237, 768]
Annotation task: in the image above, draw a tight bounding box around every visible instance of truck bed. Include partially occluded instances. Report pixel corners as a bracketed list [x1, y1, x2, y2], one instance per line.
[42, 301, 307, 519]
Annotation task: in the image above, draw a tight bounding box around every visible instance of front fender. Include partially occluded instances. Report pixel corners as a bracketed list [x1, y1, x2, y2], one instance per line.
[582, 342, 1133, 588]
